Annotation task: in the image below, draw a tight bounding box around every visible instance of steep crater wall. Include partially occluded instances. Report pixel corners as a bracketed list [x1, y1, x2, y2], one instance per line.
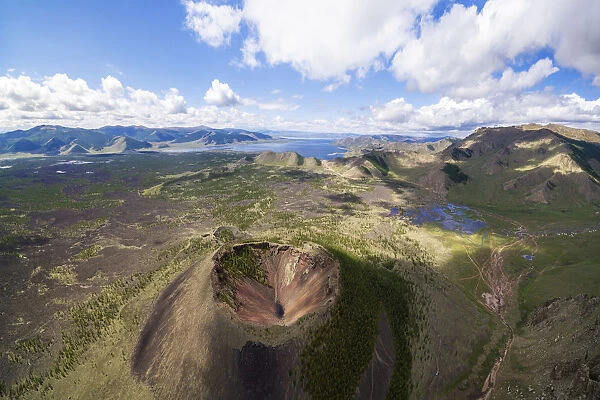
[211, 242, 340, 327]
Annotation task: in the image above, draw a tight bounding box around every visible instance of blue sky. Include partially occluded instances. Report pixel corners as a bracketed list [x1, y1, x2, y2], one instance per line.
[1, 0, 599, 135]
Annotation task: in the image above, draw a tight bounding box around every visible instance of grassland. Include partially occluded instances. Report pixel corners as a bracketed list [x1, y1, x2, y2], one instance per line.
[517, 231, 600, 318]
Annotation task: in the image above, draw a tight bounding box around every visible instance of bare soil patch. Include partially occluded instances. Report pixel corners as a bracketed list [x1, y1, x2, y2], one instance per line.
[356, 312, 396, 400]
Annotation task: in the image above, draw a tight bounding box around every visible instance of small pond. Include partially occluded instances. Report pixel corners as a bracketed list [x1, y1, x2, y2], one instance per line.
[404, 203, 487, 235]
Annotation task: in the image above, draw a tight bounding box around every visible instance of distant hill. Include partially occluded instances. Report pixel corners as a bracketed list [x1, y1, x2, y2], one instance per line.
[323, 154, 389, 179]
[440, 125, 600, 206]
[100, 136, 152, 153]
[42, 137, 67, 155]
[60, 143, 90, 155]
[521, 123, 600, 143]
[178, 129, 271, 145]
[255, 151, 321, 168]
[0, 125, 272, 155]
[335, 134, 455, 152]
[319, 138, 453, 191]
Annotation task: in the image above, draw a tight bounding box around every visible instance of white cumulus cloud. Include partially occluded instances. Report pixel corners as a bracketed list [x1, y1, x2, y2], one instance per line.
[370, 92, 600, 133]
[203, 79, 299, 111]
[0, 73, 237, 130]
[204, 79, 242, 106]
[183, 1, 243, 47]
[102, 75, 124, 98]
[241, 0, 436, 81]
[391, 0, 600, 96]
[371, 98, 414, 123]
[164, 88, 187, 114]
[451, 58, 560, 99]
[182, 0, 599, 98]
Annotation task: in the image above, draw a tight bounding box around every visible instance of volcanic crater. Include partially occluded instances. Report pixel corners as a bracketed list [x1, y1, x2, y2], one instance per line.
[211, 242, 340, 327]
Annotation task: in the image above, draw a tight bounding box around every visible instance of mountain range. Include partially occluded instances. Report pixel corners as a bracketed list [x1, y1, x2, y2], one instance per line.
[0, 125, 272, 155]
[322, 123, 600, 207]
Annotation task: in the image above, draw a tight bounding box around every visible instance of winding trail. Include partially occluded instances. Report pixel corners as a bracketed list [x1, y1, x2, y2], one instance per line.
[478, 259, 536, 400]
[479, 314, 512, 400]
[455, 211, 536, 400]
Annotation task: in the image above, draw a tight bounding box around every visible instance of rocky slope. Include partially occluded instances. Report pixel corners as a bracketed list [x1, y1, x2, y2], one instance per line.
[493, 295, 600, 400]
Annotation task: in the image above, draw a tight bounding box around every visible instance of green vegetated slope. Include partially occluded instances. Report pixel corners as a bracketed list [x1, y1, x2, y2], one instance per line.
[440, 126, 600, 220]
[295, 236, 498, 400]
[298, 244, 414, 400]
[518, 231, 600, 317]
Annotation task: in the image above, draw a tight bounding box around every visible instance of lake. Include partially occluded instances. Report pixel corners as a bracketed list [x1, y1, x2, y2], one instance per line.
[163, 138, 347, 160]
